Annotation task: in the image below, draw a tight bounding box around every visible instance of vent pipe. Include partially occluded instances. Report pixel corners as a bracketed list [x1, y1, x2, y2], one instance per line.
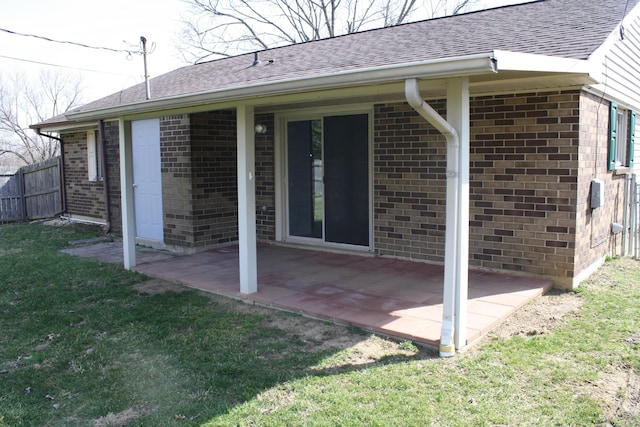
[252, 52, 261, 66]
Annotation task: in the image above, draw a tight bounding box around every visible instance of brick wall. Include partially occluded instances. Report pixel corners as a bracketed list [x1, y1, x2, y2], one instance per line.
[63, 112, 275, 250]
[159, 110, 275, 248]
[255, 113, 276, 241]
[374, 102, 448, 261]
[575, 91, 626, 279]
[103, 121, 122, 234]
[469, 91, 580, 287]
[61, 130, 106, 221]
[190, 111, 238, 247]
[160, 114, 195, 247]
[374, 90, 585, 287]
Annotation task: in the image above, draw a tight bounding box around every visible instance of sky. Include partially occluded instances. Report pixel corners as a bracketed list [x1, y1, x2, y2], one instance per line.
[0, 0, 528, 103]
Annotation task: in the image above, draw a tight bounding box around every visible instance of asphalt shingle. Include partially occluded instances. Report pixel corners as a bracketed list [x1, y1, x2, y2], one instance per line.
[38, 0, 639, 124]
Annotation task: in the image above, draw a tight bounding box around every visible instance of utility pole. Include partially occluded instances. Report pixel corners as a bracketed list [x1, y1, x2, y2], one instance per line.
[140, 36, 151, 100]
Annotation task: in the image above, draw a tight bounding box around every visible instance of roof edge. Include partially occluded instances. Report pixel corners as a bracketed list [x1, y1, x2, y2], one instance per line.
[67, 53, 499, 121]
[493, 50, 594, 75]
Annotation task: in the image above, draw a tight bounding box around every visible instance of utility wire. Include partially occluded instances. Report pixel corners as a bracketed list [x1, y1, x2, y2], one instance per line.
[0, 27, 142, 55]
[0, 54, 137, 76]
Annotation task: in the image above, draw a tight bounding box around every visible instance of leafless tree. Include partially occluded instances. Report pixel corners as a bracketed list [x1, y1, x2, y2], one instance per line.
[0, 70, 84, 167]
[179, 0, 480, 63]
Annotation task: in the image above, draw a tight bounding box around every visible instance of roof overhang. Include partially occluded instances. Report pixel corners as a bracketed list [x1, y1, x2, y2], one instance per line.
[66, 53, 499, 122]
[46, 50, 597, 128]
[32, 120, 99, 133]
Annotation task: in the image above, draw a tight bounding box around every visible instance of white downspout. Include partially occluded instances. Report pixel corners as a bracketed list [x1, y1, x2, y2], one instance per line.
[405, 78, 459, 357]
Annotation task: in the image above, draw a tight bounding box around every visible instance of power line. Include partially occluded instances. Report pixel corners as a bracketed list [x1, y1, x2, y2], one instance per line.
[0, 54, 137, 77]
[0, 27, 142, 55]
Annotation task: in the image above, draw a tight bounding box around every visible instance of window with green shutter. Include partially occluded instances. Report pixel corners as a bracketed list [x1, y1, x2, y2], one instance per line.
[608, 102, 618, 170]
[628, 110, 636, 168]
[608, 102, 635, 170]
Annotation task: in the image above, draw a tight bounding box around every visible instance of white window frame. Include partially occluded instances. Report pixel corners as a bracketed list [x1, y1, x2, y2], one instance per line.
[615, 108, 629, 168]
[609, 102, 636, 171]
[87, 130, 103, 181]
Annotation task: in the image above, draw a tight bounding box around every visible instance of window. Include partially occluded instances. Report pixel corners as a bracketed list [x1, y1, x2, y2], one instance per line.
[87, 130, 103, 181]
[608, 102, 636, 170]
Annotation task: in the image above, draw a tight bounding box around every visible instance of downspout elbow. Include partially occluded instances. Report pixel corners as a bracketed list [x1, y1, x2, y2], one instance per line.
[404, 79, 459, 149]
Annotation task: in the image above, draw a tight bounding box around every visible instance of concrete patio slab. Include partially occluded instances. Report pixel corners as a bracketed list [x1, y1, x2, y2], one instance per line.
[62, 241, 553, 350]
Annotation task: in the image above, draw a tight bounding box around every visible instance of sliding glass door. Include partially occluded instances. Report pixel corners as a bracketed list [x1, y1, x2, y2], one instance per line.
[286, 113, 370, 247]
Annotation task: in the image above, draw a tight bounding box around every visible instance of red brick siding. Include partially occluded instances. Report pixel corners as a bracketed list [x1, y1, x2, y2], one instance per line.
[374, 90, 584, 286]
[255, 113, 276, 241]
[469, 91, 579, 286]
[575, 91, 627, 277]
[374, 102, 448, 261]
[161, 114, 194, 246]
[190, 111, 238, 247]
[103, 121, 122, 235]
[61, 130, 106, 221]
[159, 111, 275, 248]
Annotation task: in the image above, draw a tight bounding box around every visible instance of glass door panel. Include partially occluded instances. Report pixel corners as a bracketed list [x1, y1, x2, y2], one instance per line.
[287, 120, 322, 239]
[324, 114, 369, 246]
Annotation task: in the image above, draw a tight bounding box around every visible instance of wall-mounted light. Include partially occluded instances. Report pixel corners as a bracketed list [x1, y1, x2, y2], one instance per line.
[254, 124, 268, 134]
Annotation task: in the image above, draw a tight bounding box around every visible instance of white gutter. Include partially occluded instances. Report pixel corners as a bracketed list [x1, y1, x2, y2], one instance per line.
[492, 50, 592, 74]
[405, 78, 461, 357]
[67, 53, 498, 121]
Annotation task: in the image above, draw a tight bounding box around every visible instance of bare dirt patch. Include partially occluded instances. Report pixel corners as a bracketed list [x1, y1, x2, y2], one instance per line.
[131, 279, 189, 295]
[488, 289, 584, 339]
[201, 297, 421, 366]
[591, 365, 640, 425]
[93, 405, 152, 427]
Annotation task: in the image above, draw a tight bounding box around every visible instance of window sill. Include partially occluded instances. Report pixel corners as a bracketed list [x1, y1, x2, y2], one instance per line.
[613, 167, 633, 176]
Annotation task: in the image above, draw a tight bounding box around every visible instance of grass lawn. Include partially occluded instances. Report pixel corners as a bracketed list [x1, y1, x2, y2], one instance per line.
[1, 223, 639, 426]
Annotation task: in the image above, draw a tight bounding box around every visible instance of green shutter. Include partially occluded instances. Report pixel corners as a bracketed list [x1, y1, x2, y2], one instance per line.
[628, 110, 636, 168]
[609, 102, 618, 171]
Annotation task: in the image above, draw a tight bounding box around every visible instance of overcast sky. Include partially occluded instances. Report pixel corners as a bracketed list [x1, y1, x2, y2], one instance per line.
[0, 0, 529, 102]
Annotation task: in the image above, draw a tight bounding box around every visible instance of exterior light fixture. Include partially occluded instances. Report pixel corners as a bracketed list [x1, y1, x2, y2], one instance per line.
[254, 124, 268, 134]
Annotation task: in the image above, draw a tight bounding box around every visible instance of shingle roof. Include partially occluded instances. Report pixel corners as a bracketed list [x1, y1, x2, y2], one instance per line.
[39, 0, 638, 125]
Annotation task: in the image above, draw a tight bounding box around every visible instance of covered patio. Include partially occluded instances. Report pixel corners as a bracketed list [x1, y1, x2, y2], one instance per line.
[115, 243, 552, 349]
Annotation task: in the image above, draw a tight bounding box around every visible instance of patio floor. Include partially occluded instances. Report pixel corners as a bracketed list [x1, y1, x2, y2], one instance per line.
[64, 242, 553, 349]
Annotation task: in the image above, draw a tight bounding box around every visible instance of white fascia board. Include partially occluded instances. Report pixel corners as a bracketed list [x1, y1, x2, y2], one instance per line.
[67, 53, 498, 121]
[493, 50, 595, 77]
[33, 120, 98, 133]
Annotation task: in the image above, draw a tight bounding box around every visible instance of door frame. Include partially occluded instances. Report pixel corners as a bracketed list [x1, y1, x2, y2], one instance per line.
[274, 105, 374, 252]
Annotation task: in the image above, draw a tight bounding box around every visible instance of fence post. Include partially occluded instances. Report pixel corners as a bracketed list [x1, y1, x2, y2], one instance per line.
[18, 168, 26, 220]
[58, 155, 66, 214]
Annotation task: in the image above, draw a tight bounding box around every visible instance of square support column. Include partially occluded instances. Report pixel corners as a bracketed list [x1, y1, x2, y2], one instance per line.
[236, 104, 258, 294]
[118, 119, 136, 269]
[447, 77, 470, 350]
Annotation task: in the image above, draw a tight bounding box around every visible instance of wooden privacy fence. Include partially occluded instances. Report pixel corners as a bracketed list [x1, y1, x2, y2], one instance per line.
[0, 157, 63, 223]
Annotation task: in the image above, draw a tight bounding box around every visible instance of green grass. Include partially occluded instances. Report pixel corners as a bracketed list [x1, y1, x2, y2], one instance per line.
[1, 223, 639, 426]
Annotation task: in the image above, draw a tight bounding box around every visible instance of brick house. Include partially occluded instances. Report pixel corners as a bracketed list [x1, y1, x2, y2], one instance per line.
[34, 0, 640, 352]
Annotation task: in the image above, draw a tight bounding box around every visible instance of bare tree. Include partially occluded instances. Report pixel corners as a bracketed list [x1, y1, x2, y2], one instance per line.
[0, 70, 84, 167]
[179, 0, 480, 63]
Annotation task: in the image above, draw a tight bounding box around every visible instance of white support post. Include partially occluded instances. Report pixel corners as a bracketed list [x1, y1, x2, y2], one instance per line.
[447, 77, 470, 350]
[118, 119, 137, 269]
[441, 130, 459, 357]
[236, 104, 258, 294]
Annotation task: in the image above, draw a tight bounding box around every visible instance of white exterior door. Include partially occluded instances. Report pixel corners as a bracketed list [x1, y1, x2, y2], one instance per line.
[132, 118, 164, 241]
